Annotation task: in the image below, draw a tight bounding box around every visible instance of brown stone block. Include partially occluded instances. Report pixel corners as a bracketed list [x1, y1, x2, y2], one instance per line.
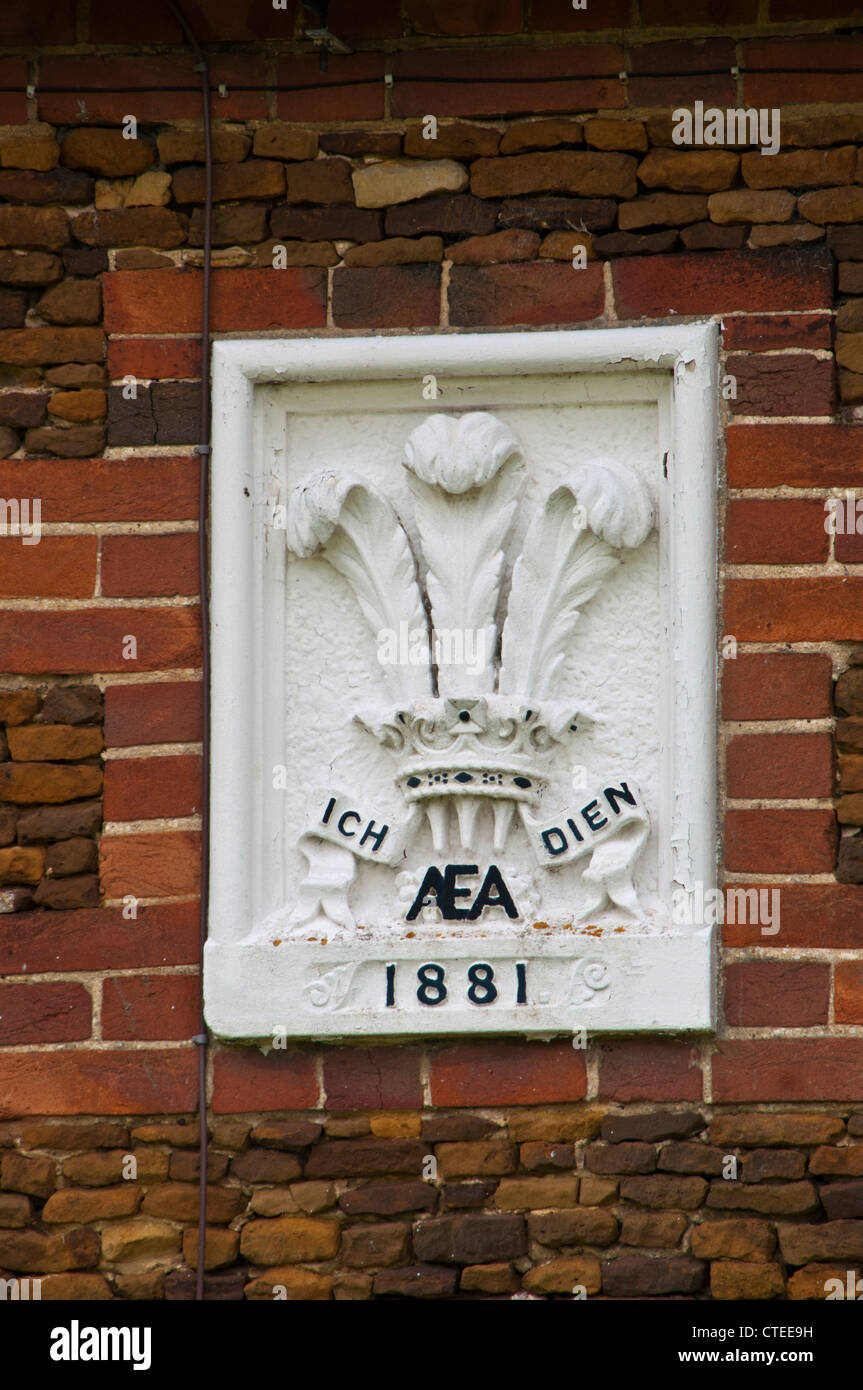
[471, 152, 637, 200]
[460, 1262, 519, 1293]
[239, 1215, 339, 1264]
[413, 1213, 526, 1264]
[618, 194, 707, 229]
[528, 1207, 618, 1247]
[0, 251, 62, 286]
[711, 1260, 785, 1299]
[251, 126, 318, 162]
[496, 1175, 580, 1210]
[342, 1222, 411, 1268]
[182, 1226, 240, 1271]
[101, 1218, 180, 1263]
[62, 129, 154, 177]
[42, 1185, 140, 1222]
[523, 1255, 601, 1295]
[404, 122, 500, 159]
[173, 161, 285, 204]
[17, 799, 102, 842]
[0, 206, 69, 252]
[343, 235, 443, 267]
[0, 761, 102, 804]
[690, 1218, 776, 1261]
[779, 1220, 863, 1265]
[373, 1263, 457, 1298]
[71, 209, 188, 249]
[435, 1141, 518, 1178]
[142, 1183, 244, 1224]
[0, 843, 44, 883]
[708, 1113, 844, 1147]
[619, 1212, 686, 1248]
[706, 1180, 819, 1215]
[7, 725, 102, 761]
[619, 1175, 707, 1210]
[637, 149, 739, 193]
[158, 128, 253, 165]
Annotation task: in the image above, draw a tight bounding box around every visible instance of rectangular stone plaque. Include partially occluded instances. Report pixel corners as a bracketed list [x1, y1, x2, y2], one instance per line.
[205, 327, 719, 1040]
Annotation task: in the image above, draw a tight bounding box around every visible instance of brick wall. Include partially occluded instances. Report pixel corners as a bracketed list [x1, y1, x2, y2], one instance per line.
[2, 0, 863, 1301]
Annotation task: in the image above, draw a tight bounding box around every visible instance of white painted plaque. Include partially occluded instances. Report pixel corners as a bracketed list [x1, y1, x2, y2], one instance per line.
[205, 328, 719, 1040]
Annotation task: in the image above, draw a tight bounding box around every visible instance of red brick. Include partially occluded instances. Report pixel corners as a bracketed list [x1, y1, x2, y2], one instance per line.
[726, 425, 863, 489]
[836, 529, 863, 564]
[725, 809, 837, 874]
[0, 982, 91, 1044]
[725, 578, 863, 640]
[722, 653, 833, 720]
[722, 314, 832, 353]
[532, 0, 630, 26]
[628, 40, 736, 108]
[0, 606, 200, 673]
[331, 265, 441, 329]
[726, 733, 833, 798]
[102, 973, 198, 1041]
[742, 38, 863, 106]
[101, 534, 199, 598]
[835, 963, 863, 1024]
[104, 681, 202, 748]
[212, 1045, 319, 1113]
[100, 831, 201, 898]
[39, 57, 266, 123]
[404, 0, 522, 33]
[0, 903, 199, 974]
[613, 249, 832, 319]
[429, 1041, 586, 1107]
[323, 1048, 423, 1110]
[107, 339, 202, 382]
[597, 1041, 703, 1102]
[104, 269, 326, 335]
[87, 0, 307, 41]
[640, 0, 756, 20]
[0, 459, 198, 522]
[713, 1040, 863, 1101]
[276, 55, 386, 122]
[104, 756, 203, 821]
[0, 1048, 196, 1118]
[722, 885, 863, 950]
[0, 0, 75, 41]
[725, 499, 829, 565]
[0, 62, 27, 124]
[724, 962, 830, 1028]
[391, 46, 624, 119]
[0, 536, 97, 599]
[449, 262, 604, 327]
[725, 354, 835, 418]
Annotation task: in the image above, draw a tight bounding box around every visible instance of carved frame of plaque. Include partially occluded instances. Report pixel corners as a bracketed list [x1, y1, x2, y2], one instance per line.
[205, 326, 719, 1041]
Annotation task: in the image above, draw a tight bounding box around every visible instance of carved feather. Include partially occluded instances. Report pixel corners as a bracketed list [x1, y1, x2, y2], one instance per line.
[499, 486, 619, 701]
[404, 414, 524, 696]
[286, 470, 430, 701]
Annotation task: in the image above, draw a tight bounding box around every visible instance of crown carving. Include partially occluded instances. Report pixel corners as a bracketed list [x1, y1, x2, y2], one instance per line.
[286, 410, 655, 854]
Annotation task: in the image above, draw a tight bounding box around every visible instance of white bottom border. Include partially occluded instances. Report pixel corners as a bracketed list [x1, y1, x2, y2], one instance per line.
[204, 928, 716, 1040]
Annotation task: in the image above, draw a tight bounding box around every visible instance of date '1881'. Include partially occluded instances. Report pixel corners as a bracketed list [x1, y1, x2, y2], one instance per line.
[385, 962, 528, 1007]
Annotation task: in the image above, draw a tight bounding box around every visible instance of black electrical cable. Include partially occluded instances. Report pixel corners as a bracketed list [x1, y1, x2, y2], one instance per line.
[164, 0, 212, 1305]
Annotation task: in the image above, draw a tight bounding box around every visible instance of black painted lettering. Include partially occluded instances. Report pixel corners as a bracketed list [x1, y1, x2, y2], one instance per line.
[469, 864, 519, 920]
[541, 827, 568, 856]
[337, 810, 361, 837]
[359, 818, 389, 852]
[406, 866, 448, 920]
[604, 782, 637, 815]
[581, 800, 608, 832]
[444, 864, 478, 920]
